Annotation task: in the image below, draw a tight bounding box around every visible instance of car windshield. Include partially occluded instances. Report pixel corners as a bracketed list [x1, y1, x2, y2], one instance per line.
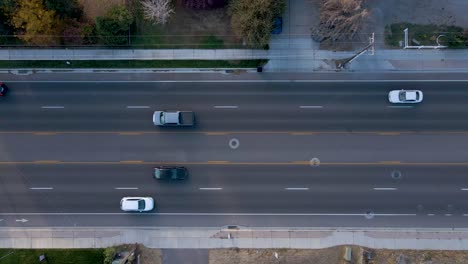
[138, 200, 145, 210]
[160, 113, 165, 124]
[399, 91, 407, 101]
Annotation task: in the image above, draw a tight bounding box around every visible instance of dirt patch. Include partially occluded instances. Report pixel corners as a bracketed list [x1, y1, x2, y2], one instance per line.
[210, 246, 361, 264]
[210, 246, 468, 264]
[132, 4, 241, 48]
[372, 249, 468, 264]
[114, 244, 162, 264]
[78, 0, 125, 20]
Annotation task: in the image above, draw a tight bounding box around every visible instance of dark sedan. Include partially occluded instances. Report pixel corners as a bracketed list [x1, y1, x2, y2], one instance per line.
[153, 166, 188, 180]
[0, 82, 8, 96]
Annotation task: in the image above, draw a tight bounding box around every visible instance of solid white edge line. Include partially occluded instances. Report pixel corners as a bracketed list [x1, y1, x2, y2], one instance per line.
[387, 106, 414, 108]
[0, 213, 418, 216]
[285, 187, 309, 190]
[115, 187, 139, 190]
[214, 106, 238, 109]
[29, 187, 53, 190]
[41, 106, 64, 109]
[7, 80, 468, 83]
[126, 106, 150, 109]
[299, 106, 323, 109]
[373, 188, 398, 191]
[199, 188, 223, 190]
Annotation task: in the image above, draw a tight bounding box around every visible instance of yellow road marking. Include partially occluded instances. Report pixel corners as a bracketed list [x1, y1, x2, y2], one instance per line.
[292, 161, 309, 164]
[33, 160, 60, 164]
[204, 132, 230, 136]
[378, 132, 401, 136]
[33, 132, 57, 136]
[290, 132, 317, 136]
[118, 132, 142, 136]
[379, 161, 402, 164]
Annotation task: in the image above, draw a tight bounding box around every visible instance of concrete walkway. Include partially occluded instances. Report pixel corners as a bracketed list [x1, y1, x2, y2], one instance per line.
[2, 48, 468, 72]
[2, 227, 468, 250]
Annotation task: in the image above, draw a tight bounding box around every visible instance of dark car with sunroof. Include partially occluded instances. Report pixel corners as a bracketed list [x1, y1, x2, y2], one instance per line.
[0, 82, 8, 96]
[153, 166, 188, 180]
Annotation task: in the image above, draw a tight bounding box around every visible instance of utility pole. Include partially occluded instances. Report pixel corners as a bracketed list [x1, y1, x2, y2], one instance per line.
[337, 32, 375, 69]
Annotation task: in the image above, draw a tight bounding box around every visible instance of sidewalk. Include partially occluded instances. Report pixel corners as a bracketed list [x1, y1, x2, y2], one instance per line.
[2, 227, 468, 250]
[2, 48, 468, 72]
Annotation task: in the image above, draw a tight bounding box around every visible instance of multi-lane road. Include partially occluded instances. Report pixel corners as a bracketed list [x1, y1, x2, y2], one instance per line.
[1, 74, 468, 228]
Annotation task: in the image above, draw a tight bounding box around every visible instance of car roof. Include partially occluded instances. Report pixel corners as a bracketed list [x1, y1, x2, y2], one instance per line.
[155, 167, 185, 178]
[404, 91, 417, 100]
[163, 112, 179, 123]
[122, 198, 141, 210]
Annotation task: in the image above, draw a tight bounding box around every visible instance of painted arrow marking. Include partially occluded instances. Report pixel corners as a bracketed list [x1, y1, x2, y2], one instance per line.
[15, 219, 28, 223]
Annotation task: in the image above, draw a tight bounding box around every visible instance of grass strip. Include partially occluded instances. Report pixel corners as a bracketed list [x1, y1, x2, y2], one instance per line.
[0, 249, 104, 264]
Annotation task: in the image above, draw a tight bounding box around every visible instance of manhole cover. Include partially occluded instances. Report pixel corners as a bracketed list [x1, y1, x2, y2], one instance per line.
[309, 158, 320, 167]
[391, 170, 402, 180]
[417, 204, 424, 212]
[229, 138, 240, 149]
[365, 210, 374, 219]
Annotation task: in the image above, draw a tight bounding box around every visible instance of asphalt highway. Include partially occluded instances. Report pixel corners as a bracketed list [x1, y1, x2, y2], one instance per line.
[1, 78, 468, 228]
[1, 81, 468, 131]
[1, 164, 468, 227]
[0, 132, 467, 163]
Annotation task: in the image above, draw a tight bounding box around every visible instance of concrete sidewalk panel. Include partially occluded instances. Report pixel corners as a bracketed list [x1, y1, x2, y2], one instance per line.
[0, 238, 14, 248]
[290, 238, 310, 249]
[74, 231, 95, 238]
[176, 237, 200, 248]
[251, 238, 272, 248]
[373, 237, 396, 249]
[74, 237, 95, 248]
[233, 238, 253, 248]
[0, 231, 30, 238]
[13, 238, 31, 248]
[32, 238, 53, 248]
[30, 231, 53, 238]
[52, 238, 74, 248]
[271, 238, 290, 248]
[52, 231, 74, 238]
[157, 238, 179, 248]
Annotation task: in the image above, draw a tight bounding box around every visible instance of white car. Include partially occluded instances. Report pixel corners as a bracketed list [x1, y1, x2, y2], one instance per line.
[120, 197, 154, 212]
[388, 90, 423, 103]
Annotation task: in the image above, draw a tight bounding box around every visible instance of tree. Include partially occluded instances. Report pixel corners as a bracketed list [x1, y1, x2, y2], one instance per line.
[44, 0, 83, 19]
[312, 0, 370, 43]
[10, 0, 60, 45]
[95, 5, 133, 46]
[141, 0, 173, 25]
[0, 0, 18, 16]
[103, 247, 116, 264]
[229, 0, 285, 47]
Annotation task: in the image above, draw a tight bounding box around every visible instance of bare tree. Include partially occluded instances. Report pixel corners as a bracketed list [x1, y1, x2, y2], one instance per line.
[142, 0, 174, 25]
[312, 0, 370, 43]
